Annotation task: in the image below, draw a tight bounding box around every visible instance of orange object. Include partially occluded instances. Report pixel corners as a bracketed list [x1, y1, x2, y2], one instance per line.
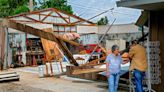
[41, 28, 63, 61]
[122, 52, 129, 61]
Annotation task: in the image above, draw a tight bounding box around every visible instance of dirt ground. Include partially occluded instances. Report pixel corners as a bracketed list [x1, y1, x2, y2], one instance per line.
[0, 67, 127, 92]
[0, 83, 53, 92]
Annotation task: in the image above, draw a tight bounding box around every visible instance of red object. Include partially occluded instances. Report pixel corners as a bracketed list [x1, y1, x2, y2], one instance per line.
[85, 44, 101, 54]
[32, 56, 37, 66]
[43, 54, 47, 64]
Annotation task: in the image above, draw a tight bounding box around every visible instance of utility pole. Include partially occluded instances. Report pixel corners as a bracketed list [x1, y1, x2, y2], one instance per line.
[29, 0, 33, 12]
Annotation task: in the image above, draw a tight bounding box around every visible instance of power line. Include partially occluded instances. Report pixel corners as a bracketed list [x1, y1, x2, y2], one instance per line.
[68, 1, 108, 12]
[68, 1, 140, 17]
[87, 8, 113, 21]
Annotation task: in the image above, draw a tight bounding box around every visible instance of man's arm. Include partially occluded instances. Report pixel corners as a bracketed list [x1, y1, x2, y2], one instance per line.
[106, 62, 110, 77]
[105, 55, 110, 77]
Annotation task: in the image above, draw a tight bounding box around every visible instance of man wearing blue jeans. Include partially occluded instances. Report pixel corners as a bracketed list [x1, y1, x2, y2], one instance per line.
[129, 40, 148, 92]
[133, 69, 145, 92]
[106, 45, 127, 92]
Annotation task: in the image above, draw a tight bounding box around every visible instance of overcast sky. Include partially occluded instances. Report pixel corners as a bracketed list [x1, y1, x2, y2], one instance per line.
[67, 0, 141, 24]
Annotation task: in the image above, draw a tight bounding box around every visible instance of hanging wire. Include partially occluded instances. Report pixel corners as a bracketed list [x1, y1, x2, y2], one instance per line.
[68, 1, 139, 18]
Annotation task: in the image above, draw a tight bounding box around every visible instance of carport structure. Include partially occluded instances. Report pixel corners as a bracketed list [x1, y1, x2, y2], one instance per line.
[2, 8, 96, 66]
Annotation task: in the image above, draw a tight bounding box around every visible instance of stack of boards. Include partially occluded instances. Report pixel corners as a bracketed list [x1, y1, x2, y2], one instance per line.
[0, 72, 19, 82]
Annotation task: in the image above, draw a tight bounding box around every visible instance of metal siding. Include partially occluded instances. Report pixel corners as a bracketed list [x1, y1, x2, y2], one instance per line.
[79, 34, 98, 45]
[77, 26, 98, 34]
[98, 24, 140, 34]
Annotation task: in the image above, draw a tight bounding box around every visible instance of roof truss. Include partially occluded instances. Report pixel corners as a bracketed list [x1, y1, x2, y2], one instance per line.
[8, 8, 96, 26]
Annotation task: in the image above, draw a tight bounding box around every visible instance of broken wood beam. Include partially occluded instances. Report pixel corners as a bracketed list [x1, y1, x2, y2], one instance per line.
[56, 38, 79, 66]
[3, 19, 80, 46]
[82, 56, 106, 66]
[3, 19, 79, 66]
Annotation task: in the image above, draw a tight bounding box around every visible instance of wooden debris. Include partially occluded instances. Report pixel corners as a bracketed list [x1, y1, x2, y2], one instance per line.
[3, 19, 79, 66]
[3, 19, 80, 46]
[0, 72, 19, 82]
[72, 68, 106, 75]
[82, 56, 106, 66]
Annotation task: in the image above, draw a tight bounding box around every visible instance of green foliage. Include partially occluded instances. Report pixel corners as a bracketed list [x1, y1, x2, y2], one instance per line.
[0, 0, 30, 17]
[14, 6, 30, 15]
[37, 0, 73, 14]
[0, 0, 73, 17]
[97, 16, 109, 25]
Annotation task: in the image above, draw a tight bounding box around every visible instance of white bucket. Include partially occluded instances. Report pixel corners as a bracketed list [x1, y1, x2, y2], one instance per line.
[38, 65, 45, 78]
[52, 62, 62, 75]
[46, 62, 52, 75]
[76, 60, 85, 65]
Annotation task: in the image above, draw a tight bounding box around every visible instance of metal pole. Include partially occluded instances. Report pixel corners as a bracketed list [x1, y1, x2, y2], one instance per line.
[146, 35, 152, 92]
[86, 18, 116, 62]
[147, 12, 151, 92]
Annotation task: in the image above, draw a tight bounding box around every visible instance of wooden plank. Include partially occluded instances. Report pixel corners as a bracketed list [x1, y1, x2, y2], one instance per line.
[9, 8, 95, 25]
[0, 74, 19, 79]
[158, 12, 164, 91]
[0, 76, 19, 81]
[52, 8, 95, 25]
[0, 72, 16, 75]
[72, 68, 106, 75]
[82, 63, 105, 67]
[55, 10, 69, 23]
[35, 13, 69, 19]
[0, 72, 19, 82]
[10, 19, 76, 26]
[41, 11, 54, 22]
[3, 19, 80, 46]
[56, 39, 78, 66]
[82, 56, 106, 66]
[150, 11, 164, 91]
[24, 15, 42, 23]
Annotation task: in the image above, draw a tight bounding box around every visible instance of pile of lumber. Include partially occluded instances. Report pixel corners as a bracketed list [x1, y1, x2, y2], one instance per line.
[0, 72, 19, 82]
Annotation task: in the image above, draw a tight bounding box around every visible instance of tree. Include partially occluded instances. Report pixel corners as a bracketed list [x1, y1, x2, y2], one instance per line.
[37, 0, 73, 14]
[0, 0, 73, 17]
[97, 16, 109, 25]
[0, 0, 31, 17]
